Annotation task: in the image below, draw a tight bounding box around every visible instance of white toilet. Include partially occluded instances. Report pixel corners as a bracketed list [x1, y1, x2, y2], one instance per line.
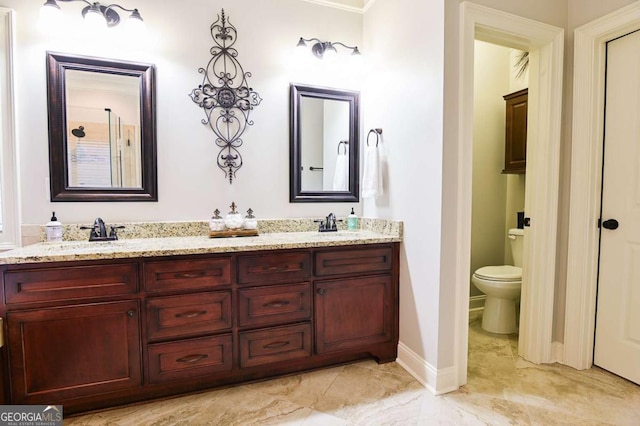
[472, 228, 524, 334]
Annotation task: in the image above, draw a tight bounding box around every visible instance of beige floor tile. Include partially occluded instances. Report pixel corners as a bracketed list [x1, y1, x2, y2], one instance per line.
[244, 365, 344, 408]
[64, 309, 640, 425]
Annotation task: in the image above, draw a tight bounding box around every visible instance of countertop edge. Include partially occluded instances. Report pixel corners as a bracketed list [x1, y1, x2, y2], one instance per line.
[0, 231, 401, 265]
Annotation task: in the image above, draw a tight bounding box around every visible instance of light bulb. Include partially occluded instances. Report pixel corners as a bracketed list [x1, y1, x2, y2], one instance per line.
[39, 0, 63, 30]
[84, 4, 107, 29]
[323, 44, 337, 62]
[126, 9, 145, 34]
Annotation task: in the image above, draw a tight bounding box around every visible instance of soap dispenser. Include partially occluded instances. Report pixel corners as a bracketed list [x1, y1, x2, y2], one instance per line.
[46, 212, 63, 242]
[347, 208, 359, 231]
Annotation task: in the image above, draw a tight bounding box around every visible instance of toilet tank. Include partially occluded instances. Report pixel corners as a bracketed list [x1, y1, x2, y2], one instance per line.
[508, 228, 524, 267]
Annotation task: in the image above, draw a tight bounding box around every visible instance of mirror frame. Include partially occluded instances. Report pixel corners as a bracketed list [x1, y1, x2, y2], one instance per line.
[46, 51, 157, 201]
[289, 83, 359, 202]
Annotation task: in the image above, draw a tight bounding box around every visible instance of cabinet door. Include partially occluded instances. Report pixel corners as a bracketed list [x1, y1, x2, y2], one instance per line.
[7, 301, 142, 404]
[503, 88, 528, 174]
[315, 275, 392, 354]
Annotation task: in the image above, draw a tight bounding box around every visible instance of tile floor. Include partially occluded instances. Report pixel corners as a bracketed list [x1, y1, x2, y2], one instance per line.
[65, 313, 640, 425]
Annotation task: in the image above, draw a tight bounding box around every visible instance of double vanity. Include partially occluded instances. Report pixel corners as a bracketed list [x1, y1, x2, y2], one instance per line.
[0, 219, 401, 414]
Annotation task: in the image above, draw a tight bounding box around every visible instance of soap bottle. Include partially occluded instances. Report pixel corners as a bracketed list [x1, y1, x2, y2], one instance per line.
[46, 212, 63, 242]
[347, 208, 359, 231]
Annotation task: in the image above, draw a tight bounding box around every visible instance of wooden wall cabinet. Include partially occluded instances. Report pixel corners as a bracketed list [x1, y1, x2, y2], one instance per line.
[502, 88, 528, 174]
[0, 243, 399, 414]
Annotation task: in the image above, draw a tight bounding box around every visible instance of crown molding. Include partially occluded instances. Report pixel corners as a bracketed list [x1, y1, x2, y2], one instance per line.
[298, 0, 363, 14]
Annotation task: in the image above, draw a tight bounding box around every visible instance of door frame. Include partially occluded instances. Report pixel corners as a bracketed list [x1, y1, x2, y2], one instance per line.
[455, 2, 564, 386]
[564, 2, 640, 370]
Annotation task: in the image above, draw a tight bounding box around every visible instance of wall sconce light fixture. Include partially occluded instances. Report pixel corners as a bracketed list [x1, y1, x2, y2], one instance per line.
[40, 0, 144, 29]
[296, 37, 361, 59]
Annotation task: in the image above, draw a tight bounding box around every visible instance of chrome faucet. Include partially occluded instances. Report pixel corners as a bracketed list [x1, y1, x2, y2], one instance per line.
[315, 213, 342, 232]
[80, 218, 125, 241]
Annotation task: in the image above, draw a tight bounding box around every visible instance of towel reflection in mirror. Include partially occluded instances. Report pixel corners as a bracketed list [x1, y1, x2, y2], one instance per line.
[300, 97, 350, 192]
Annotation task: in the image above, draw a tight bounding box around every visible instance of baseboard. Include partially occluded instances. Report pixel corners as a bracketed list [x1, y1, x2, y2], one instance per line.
[396, 342, 459, 395]
[551, 341, 564, 364]
[469, 295, 486, 311]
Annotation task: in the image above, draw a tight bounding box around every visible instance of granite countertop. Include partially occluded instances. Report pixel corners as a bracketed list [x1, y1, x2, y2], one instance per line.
[0, 218, 402, 264]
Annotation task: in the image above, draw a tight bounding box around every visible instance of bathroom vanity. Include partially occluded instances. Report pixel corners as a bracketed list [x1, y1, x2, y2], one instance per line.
[0, 224, 400, 414]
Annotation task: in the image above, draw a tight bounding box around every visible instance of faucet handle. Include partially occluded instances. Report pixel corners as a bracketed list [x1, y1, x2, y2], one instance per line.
[80, 224, 100, 239]
[109, 225, 125, 240]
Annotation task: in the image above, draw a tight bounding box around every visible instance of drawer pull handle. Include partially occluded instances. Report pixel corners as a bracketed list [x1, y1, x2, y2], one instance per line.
[175, 310, 208, 319]
[263, 300, 290, 308]
[174, 272, 206, 279]
[264, 265, 289, 272]
[127, 310, 136, 317]
[263, 340, 290, 349]
[317, 288, 325, 295]
[176, 354, 209, 364]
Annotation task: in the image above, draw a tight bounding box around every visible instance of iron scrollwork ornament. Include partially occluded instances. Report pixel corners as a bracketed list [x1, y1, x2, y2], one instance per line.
[189, 9, 262, 183]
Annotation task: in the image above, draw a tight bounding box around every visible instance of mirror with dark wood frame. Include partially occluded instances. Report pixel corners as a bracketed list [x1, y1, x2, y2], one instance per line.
[47, 52, 157, 201]
[290, 83, 359, 202]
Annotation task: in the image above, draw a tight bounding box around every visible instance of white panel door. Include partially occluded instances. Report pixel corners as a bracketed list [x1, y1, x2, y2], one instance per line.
[595, 29, 640, 385]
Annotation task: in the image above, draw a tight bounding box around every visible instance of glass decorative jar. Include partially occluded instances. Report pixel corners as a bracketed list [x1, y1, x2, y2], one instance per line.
[243, 208, 257, 230]
[209, 209, 225, 232]
[224, 202, 244, 229]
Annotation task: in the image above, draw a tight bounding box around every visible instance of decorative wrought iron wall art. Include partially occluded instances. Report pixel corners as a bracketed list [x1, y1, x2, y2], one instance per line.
[189, 9, 262, 183]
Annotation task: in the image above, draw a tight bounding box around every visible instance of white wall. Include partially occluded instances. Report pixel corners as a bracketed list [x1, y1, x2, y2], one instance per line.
[363, 0, 444, 369]
[470, 40, 510, 294]
[3, 0, 363, 227]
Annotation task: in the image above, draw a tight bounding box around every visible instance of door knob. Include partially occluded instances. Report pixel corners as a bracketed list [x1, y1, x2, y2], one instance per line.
[602, 219, 619, 230]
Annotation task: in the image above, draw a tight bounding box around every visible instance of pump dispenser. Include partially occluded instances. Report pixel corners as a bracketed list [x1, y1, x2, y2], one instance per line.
[46, 212, 63, 242]
[347, 208, 359, 231]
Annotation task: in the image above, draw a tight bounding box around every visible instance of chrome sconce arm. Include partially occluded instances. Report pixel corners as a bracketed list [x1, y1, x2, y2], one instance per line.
[296, 37, 361, 59]
[41, 0, 144, 28]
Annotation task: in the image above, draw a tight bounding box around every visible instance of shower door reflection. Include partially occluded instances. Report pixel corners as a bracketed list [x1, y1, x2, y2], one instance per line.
[65, 69, 142, 189]
[67, 107, 141, 188]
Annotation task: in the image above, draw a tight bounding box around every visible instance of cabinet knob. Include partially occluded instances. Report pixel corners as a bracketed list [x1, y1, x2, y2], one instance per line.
[127, 310, 136, 317]
[317, 288, 325, 295]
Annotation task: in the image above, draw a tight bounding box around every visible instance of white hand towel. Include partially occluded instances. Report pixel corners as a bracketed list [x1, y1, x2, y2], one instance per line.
[332, 152, 349, 191]
[362, 145, 383, 199]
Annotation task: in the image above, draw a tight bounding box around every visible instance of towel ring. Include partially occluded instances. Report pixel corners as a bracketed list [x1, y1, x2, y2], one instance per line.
[337, 140, 348, 155]
[367, 128, 382, 147]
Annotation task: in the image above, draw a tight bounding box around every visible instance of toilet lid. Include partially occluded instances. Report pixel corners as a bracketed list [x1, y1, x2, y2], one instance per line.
[474, 265, 522, 281]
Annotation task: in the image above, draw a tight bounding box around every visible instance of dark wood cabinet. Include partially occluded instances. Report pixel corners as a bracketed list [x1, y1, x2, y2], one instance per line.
[315, 275, 393, 355]
[6, 301, 142, 404]
[503, 88, 528, 174]
[0, 243, 399, 414]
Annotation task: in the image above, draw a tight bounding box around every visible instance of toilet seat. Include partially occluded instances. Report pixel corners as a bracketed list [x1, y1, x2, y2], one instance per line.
[473, 265, 521, 282]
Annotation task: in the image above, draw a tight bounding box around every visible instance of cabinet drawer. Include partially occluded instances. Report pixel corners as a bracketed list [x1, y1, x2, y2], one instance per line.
[146, 291, 232, 341]
[237, 252, 310, 285]
[147, 335, 233, 384]
[144, 258, 231, 293]
[3, 263, 138, 305]
[239, 323, 311, 368]
[315, 246, 392, 277]
[238, 283, 311, 328]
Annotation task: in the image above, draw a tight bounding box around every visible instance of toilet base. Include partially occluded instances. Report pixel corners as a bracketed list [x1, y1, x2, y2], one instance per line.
[482, 296, 517, 334]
